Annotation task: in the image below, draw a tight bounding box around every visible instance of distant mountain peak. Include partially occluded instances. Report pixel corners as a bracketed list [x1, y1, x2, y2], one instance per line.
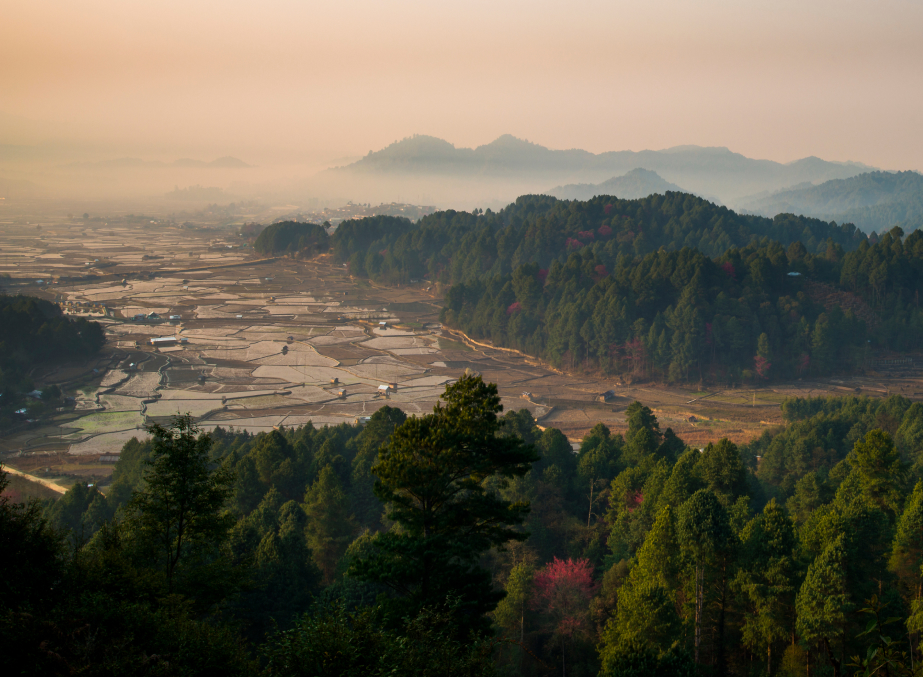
[546, 168, 688, 201]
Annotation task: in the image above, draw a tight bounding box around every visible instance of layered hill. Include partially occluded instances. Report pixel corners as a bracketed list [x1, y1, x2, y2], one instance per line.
[741, 170, 923, 233]
[545, 169, 687, 201]
[328, 134, 876, 204]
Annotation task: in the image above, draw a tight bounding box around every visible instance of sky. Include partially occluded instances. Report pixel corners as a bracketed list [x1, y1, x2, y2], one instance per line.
[2, 0, 922, 169]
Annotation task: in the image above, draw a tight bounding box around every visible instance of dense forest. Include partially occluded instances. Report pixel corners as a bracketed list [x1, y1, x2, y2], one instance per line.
[264, 193, 923, 383]
[0, 294, 105, 424]
[442, 226, 923, 383]
[5, 377, 923, 675]
[331, 193, 864, 284]
[253, 221, 330, 256]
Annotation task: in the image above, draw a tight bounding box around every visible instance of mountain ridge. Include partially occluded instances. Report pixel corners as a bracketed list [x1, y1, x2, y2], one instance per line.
[330, 134, 880, 203]
[545, 168, 688, 201]
[741, 170, 923, 233]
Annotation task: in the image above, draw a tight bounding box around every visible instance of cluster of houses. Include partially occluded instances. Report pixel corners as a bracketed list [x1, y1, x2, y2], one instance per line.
[129, 312, 182, 323]
[149, 337, 189, 347]
[60, 300, 110, 315]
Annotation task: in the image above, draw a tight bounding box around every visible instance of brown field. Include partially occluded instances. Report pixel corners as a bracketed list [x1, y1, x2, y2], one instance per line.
[2, 213, 920, 491]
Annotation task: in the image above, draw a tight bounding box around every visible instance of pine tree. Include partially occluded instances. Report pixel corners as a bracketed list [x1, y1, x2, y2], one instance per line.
[124, 415, 234, 593]
[796, 534, 852, 675]
[351, 375, 538, 634]
[677, 489, 735, 671]
[304, 464, 355, 584]
[733, 499, 798, 674]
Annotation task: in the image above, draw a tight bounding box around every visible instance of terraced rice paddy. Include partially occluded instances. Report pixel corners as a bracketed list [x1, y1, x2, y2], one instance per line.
[3, 216, 921, 491]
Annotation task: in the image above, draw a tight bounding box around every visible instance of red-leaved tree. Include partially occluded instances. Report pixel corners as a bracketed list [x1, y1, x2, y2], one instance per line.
[531, 557, 598, 675]
[754, 355, 771, 379]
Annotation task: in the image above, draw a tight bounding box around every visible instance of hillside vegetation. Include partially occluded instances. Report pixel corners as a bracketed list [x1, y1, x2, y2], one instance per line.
[443, 226, 923, 383]
[8, 384, 923, 674]
[0, 294, 105, 424]
[253, 221, 329, 256]
[333, 193, 864, 285]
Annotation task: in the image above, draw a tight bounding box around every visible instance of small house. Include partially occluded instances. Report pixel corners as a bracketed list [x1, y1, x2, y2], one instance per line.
[150, 337, 177, 347]
[330, 377, 339, 385]
[169, 314, 181, 320]
[596, 390, 615, 403]
[378, 321, 388, 329]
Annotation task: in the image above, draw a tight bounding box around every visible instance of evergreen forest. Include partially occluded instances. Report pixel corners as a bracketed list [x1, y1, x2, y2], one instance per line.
[253, 221, 330, 257]
[323, 194, 923, 384]
[6, 377, 923, 676]
[0, 294, 106, 426]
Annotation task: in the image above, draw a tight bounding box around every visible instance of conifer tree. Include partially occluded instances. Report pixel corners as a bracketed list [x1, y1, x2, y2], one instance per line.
[304, 464, 355, 584]
[351, 375, 538, 634]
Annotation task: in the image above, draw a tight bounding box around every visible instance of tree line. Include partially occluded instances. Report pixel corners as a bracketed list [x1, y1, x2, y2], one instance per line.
[253, 221, 330, 257]
[0, 294, 105, 426]
[330, 193, 864, 285]
[4, 378, 923, 675]
[441, 226, 923, 383]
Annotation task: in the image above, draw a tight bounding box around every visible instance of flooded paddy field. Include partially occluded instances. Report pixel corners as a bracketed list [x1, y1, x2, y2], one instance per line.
[2, 217, 920, 490]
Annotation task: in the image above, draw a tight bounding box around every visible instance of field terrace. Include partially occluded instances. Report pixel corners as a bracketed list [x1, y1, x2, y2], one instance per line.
[1, 218, 920, 492]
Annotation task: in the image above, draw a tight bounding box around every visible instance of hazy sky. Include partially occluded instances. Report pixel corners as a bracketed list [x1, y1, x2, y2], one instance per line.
[2, 0, 922, 168]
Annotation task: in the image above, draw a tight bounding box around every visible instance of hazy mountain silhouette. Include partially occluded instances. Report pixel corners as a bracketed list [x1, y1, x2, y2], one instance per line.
[330, 134, 876, 203]
[741, 170, 923, 233]
[545, 168, 687, 201]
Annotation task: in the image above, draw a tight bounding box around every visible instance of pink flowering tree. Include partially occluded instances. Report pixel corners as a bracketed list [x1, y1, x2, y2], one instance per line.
[531, 557, 599, 674]
[506, 301, 521, 315]
[598, 224, 612, 237]
[565, 238, 584, 250]
[604, 204, 614, 215]
[754, 355, 772, 379]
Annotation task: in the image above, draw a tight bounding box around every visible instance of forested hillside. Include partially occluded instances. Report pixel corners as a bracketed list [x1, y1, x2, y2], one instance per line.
[253, 221, 329, 256]
[0, 294, 105, 424]
[6, 378, 923, 675]
[442, 226, 923, 382]
[333, 193, 864, 285]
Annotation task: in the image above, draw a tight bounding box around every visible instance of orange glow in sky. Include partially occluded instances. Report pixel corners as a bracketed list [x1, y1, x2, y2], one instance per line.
[2, 0, 921, 168]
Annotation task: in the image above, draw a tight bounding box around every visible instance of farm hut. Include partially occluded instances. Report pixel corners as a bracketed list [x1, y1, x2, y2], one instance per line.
[596, 390, 615, 403]
[330, 377, 339, 385]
